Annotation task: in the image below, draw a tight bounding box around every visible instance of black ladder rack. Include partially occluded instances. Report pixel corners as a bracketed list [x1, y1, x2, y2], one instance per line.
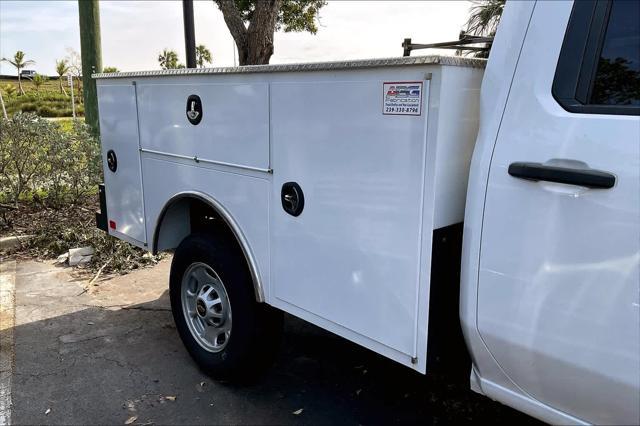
[402, 35, 494, 57]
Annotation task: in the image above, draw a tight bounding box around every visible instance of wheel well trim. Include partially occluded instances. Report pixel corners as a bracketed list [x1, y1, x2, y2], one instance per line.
[152, 191, 265, 303]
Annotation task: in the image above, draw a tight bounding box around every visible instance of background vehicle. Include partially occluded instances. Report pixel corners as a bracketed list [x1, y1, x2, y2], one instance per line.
[19, 69, 36, 78]
[94, 1, 639, 424]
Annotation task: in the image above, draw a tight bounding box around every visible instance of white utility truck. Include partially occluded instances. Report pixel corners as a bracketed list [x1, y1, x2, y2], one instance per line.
[94, 1, 639, 424]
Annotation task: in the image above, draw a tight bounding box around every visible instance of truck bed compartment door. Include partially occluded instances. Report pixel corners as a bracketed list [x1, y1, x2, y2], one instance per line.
[136, 82, 269, 170]
[270, 79, 431, 372]
[97, 83, 147, 247]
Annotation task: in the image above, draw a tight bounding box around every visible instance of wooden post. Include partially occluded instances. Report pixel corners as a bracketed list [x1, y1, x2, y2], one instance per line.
[0, 91, 7, 120]
[68, 74, 76, 119]
[78, 0, 102, 133]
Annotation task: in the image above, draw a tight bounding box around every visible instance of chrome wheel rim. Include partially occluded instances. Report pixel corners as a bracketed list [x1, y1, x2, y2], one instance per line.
[181, 262, 232, 352]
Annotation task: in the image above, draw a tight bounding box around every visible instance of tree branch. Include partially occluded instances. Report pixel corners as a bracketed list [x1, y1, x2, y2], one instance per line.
[215, 0, 248, 56]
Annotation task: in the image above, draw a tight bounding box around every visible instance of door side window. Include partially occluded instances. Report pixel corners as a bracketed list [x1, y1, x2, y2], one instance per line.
[590, 0, 640, 105]
[553, 0, 640, 115]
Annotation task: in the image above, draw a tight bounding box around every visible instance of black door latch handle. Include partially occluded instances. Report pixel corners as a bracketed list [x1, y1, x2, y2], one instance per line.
[281, 182, 304, 216]
[107, 150, 118, 173]
[508, 162, 615, 189]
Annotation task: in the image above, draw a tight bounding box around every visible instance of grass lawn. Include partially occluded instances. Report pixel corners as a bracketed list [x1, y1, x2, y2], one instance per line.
[1, 77, 84, 118]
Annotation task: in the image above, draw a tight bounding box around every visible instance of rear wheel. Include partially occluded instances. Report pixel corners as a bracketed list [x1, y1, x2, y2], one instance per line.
[170, 233, 282, 381]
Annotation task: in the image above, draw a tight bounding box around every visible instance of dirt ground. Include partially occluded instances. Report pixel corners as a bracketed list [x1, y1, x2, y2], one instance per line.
[0, 258, 540, 425]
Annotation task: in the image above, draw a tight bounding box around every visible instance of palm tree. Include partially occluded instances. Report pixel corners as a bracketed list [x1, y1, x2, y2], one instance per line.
[55, 59, 69, 95]
[465, 0, 505, 36]
[158, 49, 179, 70]
[196, 45, 212, 68]
[1, 51, 35, 95]
[32, 74, 48, 92]
[463, 0, 505, 57]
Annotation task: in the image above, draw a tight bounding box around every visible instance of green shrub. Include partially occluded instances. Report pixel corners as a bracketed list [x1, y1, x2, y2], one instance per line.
[19, 102, 38, 112]
[36, 105, 58, 117]
[33, 74, 49, 91]
[0, 113, 53, 203]
[57, 110, 73, 117]
[1, 83, 16, 97]
[37, 92, 71, 102]
[55, 119, 75, 133]
[2, 90, 82, 118]
[0, 113, 102, 206]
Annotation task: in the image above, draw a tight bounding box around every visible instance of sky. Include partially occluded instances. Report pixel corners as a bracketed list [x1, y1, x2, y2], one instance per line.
[0, 1, 472, 76]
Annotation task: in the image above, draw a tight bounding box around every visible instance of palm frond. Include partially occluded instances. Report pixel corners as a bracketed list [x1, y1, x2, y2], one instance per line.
[464, 0, 505, 36]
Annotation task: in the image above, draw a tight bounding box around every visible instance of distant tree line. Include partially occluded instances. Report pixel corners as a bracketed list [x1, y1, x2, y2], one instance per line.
[1, 49, 120, 98]
[158, 44, 212, 70]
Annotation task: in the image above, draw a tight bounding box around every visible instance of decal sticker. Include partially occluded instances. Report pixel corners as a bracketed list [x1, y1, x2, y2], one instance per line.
[383, 82, 422, 116]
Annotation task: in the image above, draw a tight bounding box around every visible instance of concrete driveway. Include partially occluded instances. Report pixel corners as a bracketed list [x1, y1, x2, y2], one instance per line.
[0, 258, 539, 425]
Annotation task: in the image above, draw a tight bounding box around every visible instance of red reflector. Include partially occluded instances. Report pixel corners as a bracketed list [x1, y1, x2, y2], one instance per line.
[109, 220, 116, 230]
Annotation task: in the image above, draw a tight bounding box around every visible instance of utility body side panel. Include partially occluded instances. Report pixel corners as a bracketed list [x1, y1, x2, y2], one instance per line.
[432, 66, 483, 228]
[96, 84, 147, 247]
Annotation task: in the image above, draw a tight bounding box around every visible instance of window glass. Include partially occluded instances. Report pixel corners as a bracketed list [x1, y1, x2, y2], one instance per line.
[590, 0, 640, 105]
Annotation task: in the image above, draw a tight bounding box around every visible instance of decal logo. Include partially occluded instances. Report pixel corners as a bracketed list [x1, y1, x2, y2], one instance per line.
[383, 81, 423, 116]
[386, 85, 421, 98]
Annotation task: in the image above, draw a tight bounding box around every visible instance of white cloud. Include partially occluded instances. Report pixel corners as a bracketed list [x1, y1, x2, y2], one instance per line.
[0, 1, 79, 75]
[1, 0, 471, 75]
[270, 1, 472, 63]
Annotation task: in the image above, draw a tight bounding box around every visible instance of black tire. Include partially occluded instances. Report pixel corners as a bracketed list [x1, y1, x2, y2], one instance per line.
[170, 232, 283, 381]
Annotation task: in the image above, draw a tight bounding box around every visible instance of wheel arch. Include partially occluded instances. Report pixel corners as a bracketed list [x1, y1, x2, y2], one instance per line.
[152, 191, 265, 303]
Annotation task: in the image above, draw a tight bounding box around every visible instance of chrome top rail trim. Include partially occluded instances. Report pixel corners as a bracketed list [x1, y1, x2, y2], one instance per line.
[94, 55, 486, 79]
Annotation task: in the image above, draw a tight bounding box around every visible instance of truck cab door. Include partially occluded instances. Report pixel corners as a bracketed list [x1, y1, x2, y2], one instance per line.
[477, 1, 639, 424]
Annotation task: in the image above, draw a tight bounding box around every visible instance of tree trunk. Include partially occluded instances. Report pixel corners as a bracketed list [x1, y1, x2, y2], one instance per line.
[17, 73, 24, 95]
[59, 77, 68, 95]
[216, 0, 281, 66]
[0, 90, 7, 120]
[244, 0, 281, 65]
[236, 42, 249, 66]
[76, 77, 82, 101]
[217, 0, 249, 65]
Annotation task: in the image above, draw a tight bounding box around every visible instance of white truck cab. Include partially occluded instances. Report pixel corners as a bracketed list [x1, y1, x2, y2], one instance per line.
[461, 1, 639, 424]
[94, 1, 639, 424]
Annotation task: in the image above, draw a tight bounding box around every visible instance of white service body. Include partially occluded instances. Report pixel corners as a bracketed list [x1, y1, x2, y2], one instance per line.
[95, 0, 640, 424]
[96, 56, 483, 374]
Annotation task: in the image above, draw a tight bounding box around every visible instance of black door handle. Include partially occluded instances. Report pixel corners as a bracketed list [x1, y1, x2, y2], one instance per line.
[508, 162, 615, 189]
